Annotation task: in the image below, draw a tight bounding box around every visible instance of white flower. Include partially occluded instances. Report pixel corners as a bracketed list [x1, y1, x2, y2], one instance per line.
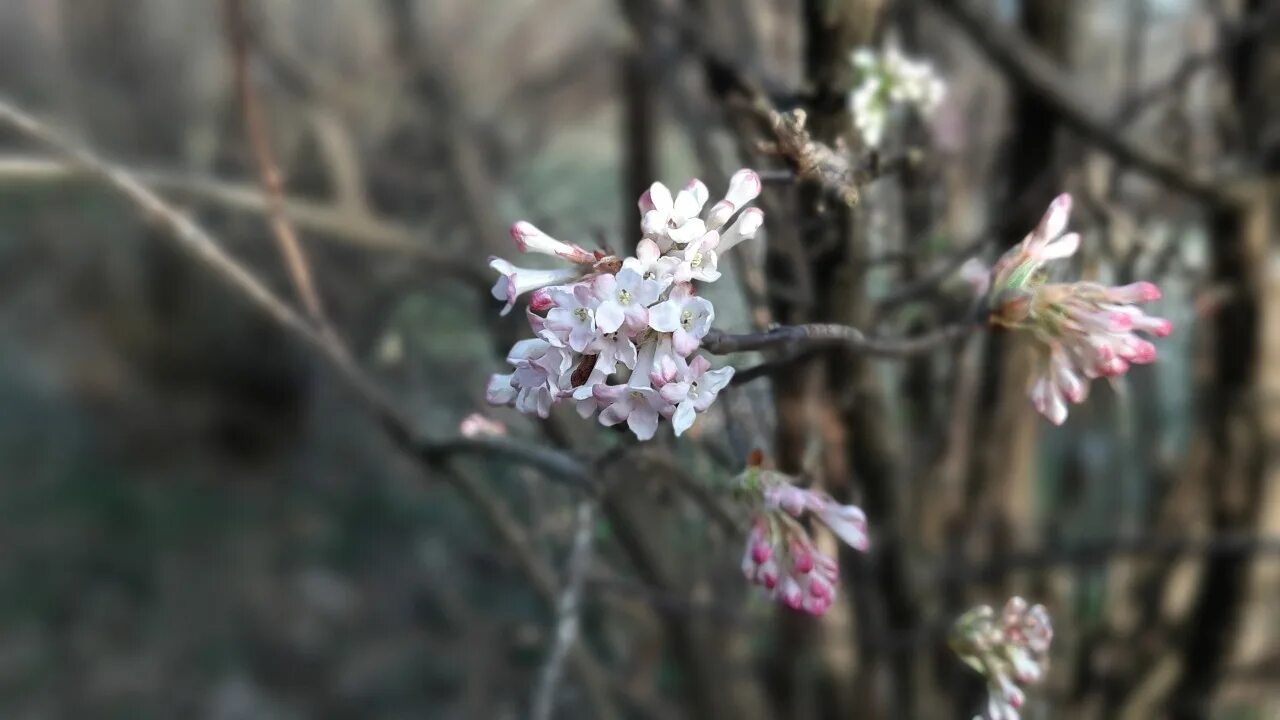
[658, 356, 735, 435]
[544, 284, 599, 353]
[816, 503, 869, 551]
[485, 373, 517, 405]
[641, 179, 710, 247]
[648, 284, 715, 355]
[705, 169, 763, 230]
[589, 330, 638, 375]
[489, 258, 583, 316]
[672, 230, 722, 283]
[594, 268, 666, 334]
[486, 168, 766, 440]
[593, 385, 667, 440]
[716, 207, 765, 255]
[847, 40, 947, 148]
[622, 238, 680, 283]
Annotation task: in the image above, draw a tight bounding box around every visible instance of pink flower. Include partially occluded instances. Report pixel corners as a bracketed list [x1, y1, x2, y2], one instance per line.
[460, 413, 507, 438]
[510, 221, 596, 264]
[989, 196, 1172, 424]
[951, 597, 1053, 720]
[737, 463, 871, 616]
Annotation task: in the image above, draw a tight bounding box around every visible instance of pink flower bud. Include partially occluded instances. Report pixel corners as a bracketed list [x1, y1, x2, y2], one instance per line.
[528, 288, 555, 312]
[1109, 281, 1162, 303]
[751, 540, 773, 565]
[792, 548, 814, 574]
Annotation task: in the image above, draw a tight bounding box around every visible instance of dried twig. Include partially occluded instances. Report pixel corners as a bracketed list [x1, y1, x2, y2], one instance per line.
[223, 0, 330, 331]
[530, 499, 598, 720]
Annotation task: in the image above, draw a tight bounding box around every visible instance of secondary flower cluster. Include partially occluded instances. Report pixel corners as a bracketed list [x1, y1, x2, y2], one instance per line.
[736, 460, 869, 616]
[849, 41, 947, 148]
[951, 597, 1054, 720]
[989, 194, 1173, 424]
[485, 170, 765, 440]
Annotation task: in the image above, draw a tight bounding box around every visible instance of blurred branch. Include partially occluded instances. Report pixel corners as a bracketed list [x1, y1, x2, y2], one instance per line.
[923, 0, 1241, 204]
[223, 0, 330, 332]
[935, 532, 1280, 583]
[703, 318, 982, 357]
[530, 499, 597, 720]
[1113, 4, 1280, 125]
[0, 95, 621, 719]
[0, 156, 491, 288]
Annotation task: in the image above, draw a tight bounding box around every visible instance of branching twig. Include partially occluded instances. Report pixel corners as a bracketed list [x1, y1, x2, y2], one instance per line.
[0, 155, 490, 287]
[924, 0, 1238, 205]
[530, 499, 598, 720]
[0, 95, 620, 719]
[223, 0, 331, 330]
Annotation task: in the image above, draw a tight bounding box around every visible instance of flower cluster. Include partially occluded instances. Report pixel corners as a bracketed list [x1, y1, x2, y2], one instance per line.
[735, 460, 869, 616]
[988, 194, 1173, 425]
[849, 41, 947, 148]
[951, 597, 1053, 720]
[486, 170, 765, 440]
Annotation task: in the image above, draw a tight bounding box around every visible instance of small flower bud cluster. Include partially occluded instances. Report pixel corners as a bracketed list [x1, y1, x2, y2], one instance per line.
[989, 194, 1173, 424]
[486, 170, 764, 440]
[849, 41, 947, 148]
[951, 597, 1054, 720]
[735, 462, 869, 616]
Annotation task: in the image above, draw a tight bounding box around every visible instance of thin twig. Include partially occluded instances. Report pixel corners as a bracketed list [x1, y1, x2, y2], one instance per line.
[531, 499, 598, 720]
[703, 319, 981, 357]
[0, 155, 490, 287]
[0, 96, 620, 719]
[924, 0, 1240, 205]
[223, 0, 330, 329]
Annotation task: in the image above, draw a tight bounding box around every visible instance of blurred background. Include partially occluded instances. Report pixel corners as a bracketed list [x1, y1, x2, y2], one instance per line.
[0, 0, 1277, 718]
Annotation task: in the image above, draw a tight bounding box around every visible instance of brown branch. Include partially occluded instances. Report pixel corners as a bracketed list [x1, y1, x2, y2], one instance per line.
[0, 155, 490, 288]
[703, 319, 982, 357]
[530, 499, 597, 720]
[0, 95, 620, 720]
[924, 0, 1242, 205]
[223, 0, 331, 330]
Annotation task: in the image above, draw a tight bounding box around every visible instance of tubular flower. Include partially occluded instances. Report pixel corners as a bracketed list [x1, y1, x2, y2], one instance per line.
[951, 598, 1054, 720]
[735, 462, 869, 616]
[989, 194, 1172, 424]
[486, 170, 764, 440]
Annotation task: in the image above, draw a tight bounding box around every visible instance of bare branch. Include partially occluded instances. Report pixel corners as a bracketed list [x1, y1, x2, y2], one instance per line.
[0, 95, 620, 718]
[924, 0, 1241, 205]
[530, 499, 598, 720]
[703, 319, 981, 357]
[0, 155, 490, 288]
[223, 0, 330, 330]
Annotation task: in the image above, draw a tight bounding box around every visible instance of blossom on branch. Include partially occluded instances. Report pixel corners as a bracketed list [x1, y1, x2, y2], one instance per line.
[849, 41, 947, 148]
[951, 597, 1054, 720]
[735, 459, 869, 616]
[989, 194, 1172, 424]
[486, 170, 764, 440]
